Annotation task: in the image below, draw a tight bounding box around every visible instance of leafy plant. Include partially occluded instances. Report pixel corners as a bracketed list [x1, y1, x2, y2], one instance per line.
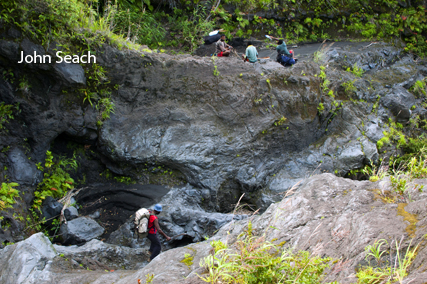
[181, 253, 194, 268]
[198, 222, 333, 284]
[346, 63, 364, 77]
[357, 239, 419, 283]
[274, 116, 287, 126]
[145, 273, 155, 283]
[211, 56, 220, 77]
[317, 102, 324, 114]
[365, 239, 388, 265]
[33, 151, 77, 209]
[342, 79, 357, 94]
[0, 102, 16, 131]
[0, 182, 20, 216]
[411, 78, 426, 97]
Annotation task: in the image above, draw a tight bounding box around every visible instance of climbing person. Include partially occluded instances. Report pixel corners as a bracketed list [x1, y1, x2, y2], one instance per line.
[216, 35, 233, 57]
[242, 41, 258, 63]
[147, 204, 171, 261]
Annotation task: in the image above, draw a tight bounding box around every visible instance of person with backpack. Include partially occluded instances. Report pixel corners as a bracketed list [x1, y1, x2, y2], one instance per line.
[147, 204, 171, 261]
[266, 35, 296, 66]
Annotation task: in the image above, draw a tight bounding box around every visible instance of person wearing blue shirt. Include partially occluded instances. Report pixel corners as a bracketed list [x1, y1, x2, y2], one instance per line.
[242, 41, 258, 63]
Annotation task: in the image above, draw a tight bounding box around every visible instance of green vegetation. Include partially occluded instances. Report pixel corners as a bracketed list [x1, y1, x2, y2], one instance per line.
[346, 63, 364, 77]
[198, 222, 334, 284]
[211, 56, 220, 77]
[274, 116, 287, 126]
[411, 78, 427, 97]
[181, 252, 194, 268]
[0, 182, 20, 217]
[2, 0, 427, 56]
[145, 273, 155, 284]
[357, 239, 419, 283]
[342, 79, 357, 94]
[0, 102, 18, 131]
[317, 102, 324, 114]
[33, 150, 77, 209]
[100, 169, 135, 185]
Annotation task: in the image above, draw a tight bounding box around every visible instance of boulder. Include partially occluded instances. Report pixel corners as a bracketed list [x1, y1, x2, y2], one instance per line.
[54, 239, 148, 270]
[64, 206, 78, 221]
[7, 147, 41, 186]
[0, 233, 57, 284]
[54, 61, 86, 85]
[60, 217, 104, 245]
[41, 196, 63, 222]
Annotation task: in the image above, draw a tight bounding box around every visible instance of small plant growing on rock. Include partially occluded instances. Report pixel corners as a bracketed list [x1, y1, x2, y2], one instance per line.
[144, 274, 155, 283]
[274, 116, 287, 126]
[181, 253, 194, 268]
[357, 239, 419, 283]
[346, 63, 364, 77]
[317, 102, 324, 114]
[211, 56, 220, 77]
[0, 102, 17, 131]
[33, 150, 77, 209]
[342, 79, 357, 94]
[411, 78, 426, 97]
[198, 222, 333, 284]
[364, 239, 388, 265]
[0, 182, 20, 216]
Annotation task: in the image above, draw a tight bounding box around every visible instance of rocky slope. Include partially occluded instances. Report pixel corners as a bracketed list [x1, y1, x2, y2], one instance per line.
[2, 174, 427, 283]
[2, 20, 427, 282]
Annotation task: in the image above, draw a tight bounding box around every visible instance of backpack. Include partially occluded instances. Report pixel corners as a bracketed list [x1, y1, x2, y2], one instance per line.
[278, 55, 295, 66]
[203, 34, 221, 45]
[134, 208, 151, 238]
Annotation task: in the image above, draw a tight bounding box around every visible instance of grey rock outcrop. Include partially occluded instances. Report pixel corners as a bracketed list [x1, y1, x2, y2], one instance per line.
[54, 239, 148, 270]
[2, 174, 427, 284]
[108, 185, 247, 249]
[112, 174, 427, 284]
[64, 206, 78, 221]
[59, 217, 104, 245]
[41, 196, 63, 222]
[0, 233, 56, 284]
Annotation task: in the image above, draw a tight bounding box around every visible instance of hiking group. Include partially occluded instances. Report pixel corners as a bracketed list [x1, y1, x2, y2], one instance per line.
[134, 204, 170, 262]
[204, 30, 297, 66]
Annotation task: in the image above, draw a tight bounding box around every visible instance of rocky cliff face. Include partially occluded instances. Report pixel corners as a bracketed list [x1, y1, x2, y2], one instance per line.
[1, 21, 427, 264]
[2, 27, 427, 228]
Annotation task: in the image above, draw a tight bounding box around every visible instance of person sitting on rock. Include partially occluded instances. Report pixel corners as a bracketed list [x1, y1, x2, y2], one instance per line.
[242, 41, 258, 63]
[216, 35, 233, 57]
[276, 40, 296, 66]
[147, 204, 171, 261]
[267, 35, 296, 66]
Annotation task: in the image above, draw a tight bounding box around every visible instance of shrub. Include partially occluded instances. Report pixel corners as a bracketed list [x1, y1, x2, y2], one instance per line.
[198, 222, 334, 284]
[0, 102, 16, 131]
[33, 151, 77, 209]
[0, 182, 20, 216]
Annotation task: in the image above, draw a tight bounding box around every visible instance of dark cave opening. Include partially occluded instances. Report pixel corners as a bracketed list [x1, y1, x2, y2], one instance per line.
[169, 235, 194, 248]
[76, 183, 171, 239]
